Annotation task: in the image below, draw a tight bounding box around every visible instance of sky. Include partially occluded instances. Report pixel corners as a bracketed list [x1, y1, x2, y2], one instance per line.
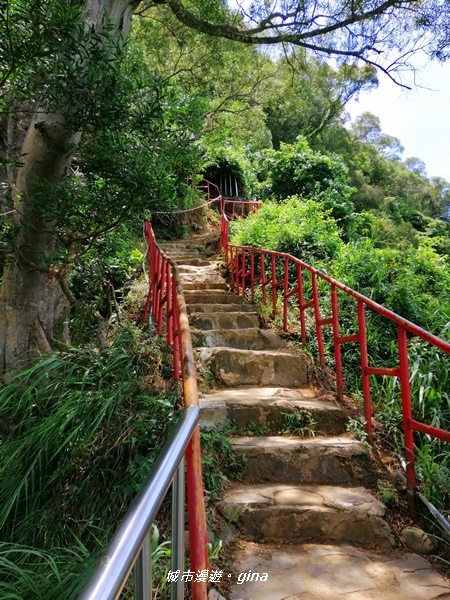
[346, 61, 450, 182]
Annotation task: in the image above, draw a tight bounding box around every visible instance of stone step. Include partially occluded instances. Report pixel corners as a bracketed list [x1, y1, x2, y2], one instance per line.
[190, 312, 260, 331]
[199, 387, 348, 435]
[183, 232, 220, 245]
[179, 270, 223, 281]
[217, 483, 394, 548]
[230, 436, 374, 486]
[178, 264, 219, 275]
[182, 282, 228, 291]
[173, 257, 213, 267]
[160, 243, 202, 257]
[161, 244, 203, 256]
[187, 303, 257, 314]
[229, 542, 450, 600]
[198, 348, 307, 387]
[191, 328, 284, 350]
[184, 290, 246, 304]
[166, 253, 204, 261]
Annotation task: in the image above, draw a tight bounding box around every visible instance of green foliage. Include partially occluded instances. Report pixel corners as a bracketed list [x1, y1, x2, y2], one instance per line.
[202, 147, 256, 199]
[230, 196, 343, 264]
[0, 325, 177, 551]
[347, 417, 368, 442]
[331, 239, 450, 333]
[264, 56, 377, 148]
[1, 2, 83, 101]
[279, 409, 317, 437]
[200, 430, 246, 500]
[132, 10, 273, 153]
[0, 542, 97, 600]
[68, 222, 144, 339]
[259, 139, 354, 201]
[316, 120, 450, 227]
[377, 481, 396, 505]
[251, 139, 356, 235]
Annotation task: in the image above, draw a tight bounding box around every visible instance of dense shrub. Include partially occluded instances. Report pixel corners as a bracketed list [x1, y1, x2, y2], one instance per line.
[253, 139, 356, 232]
[230, 196, 343, 265]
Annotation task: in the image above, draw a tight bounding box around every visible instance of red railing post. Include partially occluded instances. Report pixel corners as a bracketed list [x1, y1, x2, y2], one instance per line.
[271, 254, 277, 317]
[172, 277, 180, 381]
[398, 325, 417, 519]
[331, 284, 344, 400]
[357, 301, 373, 439]
[241, 248, 246, 298]
[311, 273, 326, 366]
[297, 264, 307, 345]
[167, 269, 173, 346]
[230, 247, 236, 290]
[157, 259, 167, 335]
[175, 288, 208, 600]
[260, 252, 267, 305]
[154, 251, 164, 325]
[283, 256, 289, 331]
[250, 250, 255, 301]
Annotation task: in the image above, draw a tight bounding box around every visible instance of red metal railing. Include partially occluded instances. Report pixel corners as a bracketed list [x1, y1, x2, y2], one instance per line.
[198, 179, 261, 218]
[220, 208, 450, 518]
[142, 220, 208, 600]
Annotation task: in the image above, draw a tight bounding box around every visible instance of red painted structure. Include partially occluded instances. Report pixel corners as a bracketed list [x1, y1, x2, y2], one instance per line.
[144, 184, 450, 529]
[218, 202, 450, 518]
[142, 221, 208, 600]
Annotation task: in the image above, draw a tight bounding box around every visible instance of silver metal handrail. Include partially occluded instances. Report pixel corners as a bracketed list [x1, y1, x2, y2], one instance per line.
[78, 404, 200, 600]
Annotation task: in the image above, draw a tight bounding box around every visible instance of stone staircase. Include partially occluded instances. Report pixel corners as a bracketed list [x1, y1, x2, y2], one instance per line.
[160, 234, 450, 600]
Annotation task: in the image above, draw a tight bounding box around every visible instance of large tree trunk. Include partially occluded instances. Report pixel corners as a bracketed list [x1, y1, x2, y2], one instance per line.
[0, 0, 139, 379]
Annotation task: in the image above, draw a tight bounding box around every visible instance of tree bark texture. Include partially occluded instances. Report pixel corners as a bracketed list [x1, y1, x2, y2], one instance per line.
[0, 0, 139, 378]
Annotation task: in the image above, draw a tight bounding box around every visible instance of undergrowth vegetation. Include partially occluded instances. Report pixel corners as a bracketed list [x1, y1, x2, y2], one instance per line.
[0, 308, 246, 597]
[0, 324, 179, 597]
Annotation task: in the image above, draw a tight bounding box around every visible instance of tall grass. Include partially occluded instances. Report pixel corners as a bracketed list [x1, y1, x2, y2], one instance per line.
[0, 324, 177, 597]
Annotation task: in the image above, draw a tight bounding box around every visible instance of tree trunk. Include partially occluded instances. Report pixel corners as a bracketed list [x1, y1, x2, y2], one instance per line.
[0, 0, 139, 379]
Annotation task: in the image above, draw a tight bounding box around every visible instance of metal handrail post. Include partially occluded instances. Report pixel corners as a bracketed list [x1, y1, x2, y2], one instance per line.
[78, 406, 199, 600]
[133, 535, 152, 600]
[171, 457, 185, 600]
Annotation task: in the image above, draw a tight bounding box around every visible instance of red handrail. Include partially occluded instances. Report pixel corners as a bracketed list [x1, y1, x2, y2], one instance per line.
[142, 221, 208, 600]
[219, 207, 450, 519]
[198, 179, 262, 218]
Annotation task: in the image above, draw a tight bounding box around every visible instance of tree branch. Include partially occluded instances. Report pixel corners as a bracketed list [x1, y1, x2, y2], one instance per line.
[161, 0, 422, 84]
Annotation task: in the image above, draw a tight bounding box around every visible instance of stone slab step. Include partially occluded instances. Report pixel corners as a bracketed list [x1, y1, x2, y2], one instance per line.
[162, 249, 202, 256]
[183, 232, 220, 245]
[172, 257, 213, 266]
[190, 312, 260, 331]
[217, 483, 394, 548]
[230, 436, 374, 486]
[229, 541, 450, 600]
[182, 282, 228, 290]
[160, 244, 204, 252]
[199, 387, 348, 434]
[178, 265, 219, 274]
[191, 328, 284, 350]
[187, 303, 257, 315]
[180, 272, 224, 283]
[198, 348, 307, 387]
[184, 290, 245, 304]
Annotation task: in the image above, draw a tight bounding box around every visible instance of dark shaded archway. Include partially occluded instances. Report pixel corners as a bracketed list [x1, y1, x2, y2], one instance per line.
[203, 160, 245, 198]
